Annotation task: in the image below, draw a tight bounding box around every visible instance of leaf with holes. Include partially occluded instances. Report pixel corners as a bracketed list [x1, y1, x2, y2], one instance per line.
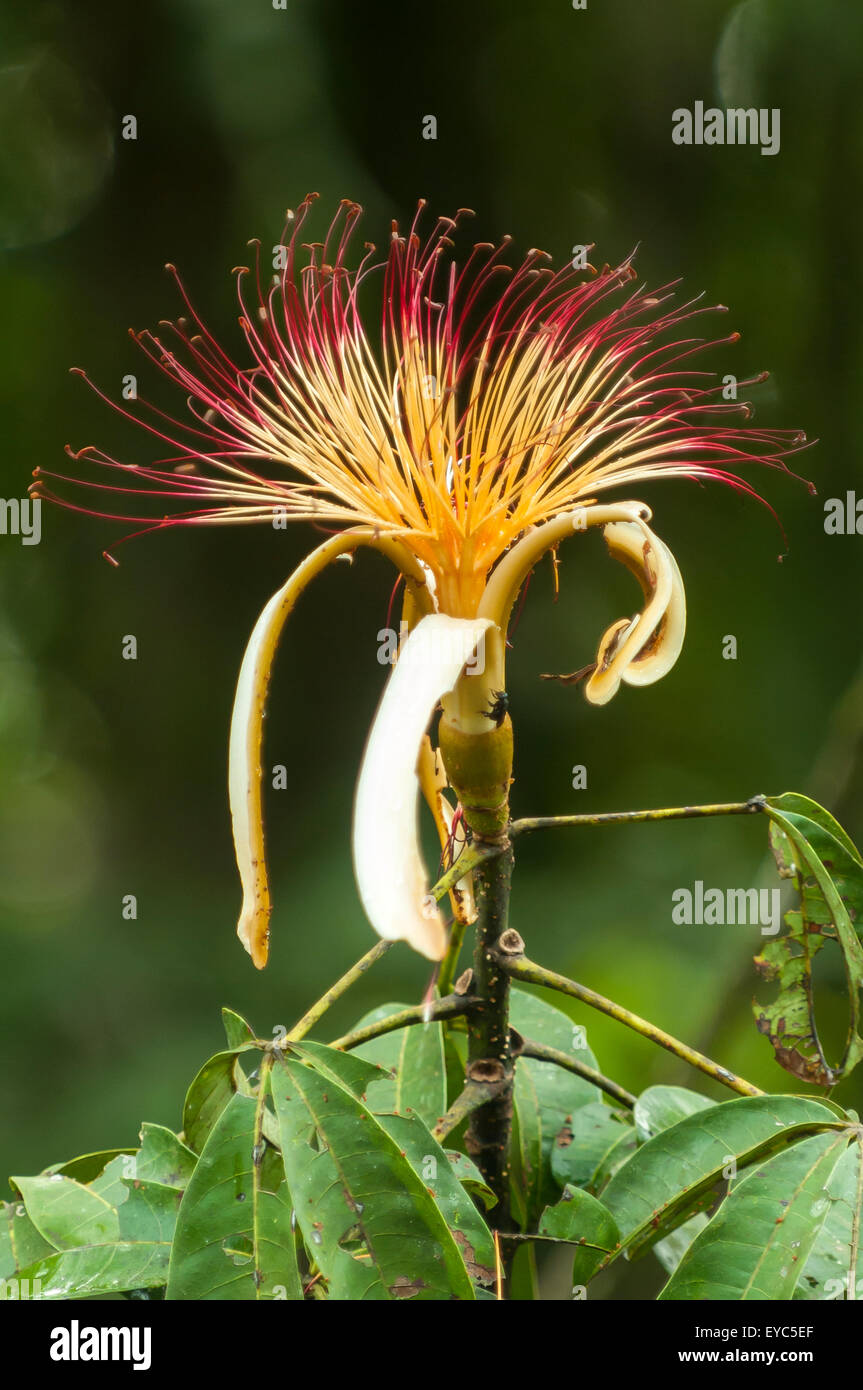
[271, 1052, 476, 1300]
[756, 794, 863, 1085]
[551, 1101, 634, 1194]
[659, 1129, 852, 1299]
[601, 1094, 846, 1260]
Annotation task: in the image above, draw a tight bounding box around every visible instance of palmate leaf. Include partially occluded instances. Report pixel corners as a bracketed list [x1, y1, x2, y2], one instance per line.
[166, 1083, 301, 1301]
[509, 987, 601, 1225]
[270, 1047, 477, 1300]
[756, 793, 863, 1085]
[793, 1132, 863, 1300]
[659, 1129, 853, 1300]
[601, 1094, 847, 1260]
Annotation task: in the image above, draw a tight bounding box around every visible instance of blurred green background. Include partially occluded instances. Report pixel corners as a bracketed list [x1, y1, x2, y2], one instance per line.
[2, 0, 862, 1297]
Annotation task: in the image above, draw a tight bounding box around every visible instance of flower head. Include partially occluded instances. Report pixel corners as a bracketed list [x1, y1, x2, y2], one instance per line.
[37, 196, 809, 967]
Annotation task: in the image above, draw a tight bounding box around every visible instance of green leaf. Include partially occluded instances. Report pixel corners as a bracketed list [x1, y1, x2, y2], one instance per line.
[134, 1124, 197, 1190]
[0, 1201, 55, 1280]
[509, 987, 601, 1223]
[222, 1007, 256, 1049]
[14, 1242, 170, 1299]
[602, 1094, 846, 1259]
[350, 1004, 447, 1124]
[167, 1086, 301, 1301]
[757, 794, 863, 1085]
[378, 1114, 495, 1288]
[551, 1101, 634, 1193]
[653, 1215, 710, 1276]
[793, 1135, 863, 1300]
[539, 1184, 621, 1286]
[659, 1129, 851, 1299]
[42, 1149, 134, 1183]
[181, 1045, 259, 1153]
[271, 1052, 476, 1300]
[445, 1150, 497, 1210]
[118, 1179, 182, 1243]
[90, 1154, 135, 1209]
[11, 1174, 120, 1250]
[289, 1037, 386, 1098]
[634, 1085, 715, 1142]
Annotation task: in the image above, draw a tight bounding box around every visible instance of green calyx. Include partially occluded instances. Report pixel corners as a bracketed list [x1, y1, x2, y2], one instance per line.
[438, 716, 513, 839]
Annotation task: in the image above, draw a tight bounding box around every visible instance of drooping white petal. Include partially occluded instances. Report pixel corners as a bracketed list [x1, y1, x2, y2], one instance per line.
[353, 613, 492, 960]
[585, 517, 685, 705]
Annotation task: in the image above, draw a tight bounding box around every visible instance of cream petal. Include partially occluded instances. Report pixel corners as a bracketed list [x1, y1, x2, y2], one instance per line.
[584, 517, 684, 705]
[352, 613, 492, 960]
[228, 529, 432, 969]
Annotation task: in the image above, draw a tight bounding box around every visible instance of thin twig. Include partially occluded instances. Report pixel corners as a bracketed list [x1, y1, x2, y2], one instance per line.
[511, 797, 766, 837]
[500, 955, 763, 1098]
[287, 939, 394, 1042]
[329, 993, 476, 1051]
[517, 1037, 636, 1108]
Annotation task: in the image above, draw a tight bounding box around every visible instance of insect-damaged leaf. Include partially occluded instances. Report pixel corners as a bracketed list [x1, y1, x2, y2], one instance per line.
[755, 794, 863, 1085]
[601, 1093, 846, 1260]
[270, 1051, 477, 1300]
[167, 1084, 301, 1300]
[551, 1101, 635, 1195]
[659, 1129, 852, 1300]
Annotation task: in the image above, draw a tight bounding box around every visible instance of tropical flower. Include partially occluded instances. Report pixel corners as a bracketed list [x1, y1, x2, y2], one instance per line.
[34, 195, 807, 969]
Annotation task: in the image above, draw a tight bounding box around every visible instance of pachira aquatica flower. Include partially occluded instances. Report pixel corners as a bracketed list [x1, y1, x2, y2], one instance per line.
[35, 195, 807, 969]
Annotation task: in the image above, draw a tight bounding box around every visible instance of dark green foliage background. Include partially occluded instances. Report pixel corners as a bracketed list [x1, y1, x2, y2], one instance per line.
[1, 0, 861, 1296]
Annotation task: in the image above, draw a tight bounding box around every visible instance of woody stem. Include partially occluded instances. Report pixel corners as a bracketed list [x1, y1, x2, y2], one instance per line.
[465, 835, 516, 1224]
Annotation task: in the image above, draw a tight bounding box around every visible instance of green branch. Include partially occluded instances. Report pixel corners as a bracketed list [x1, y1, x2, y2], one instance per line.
[329, 993, 476, 1051]
[511, 796, 766, 837]
[500, 953, 762, 1099]
[517, 1037, 636, 1108]
[287, 939, 394, 1042]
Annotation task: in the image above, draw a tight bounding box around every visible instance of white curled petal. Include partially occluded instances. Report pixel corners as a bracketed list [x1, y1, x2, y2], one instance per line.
[584, 517, 681, 705]
[353, 613, 492, 960]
